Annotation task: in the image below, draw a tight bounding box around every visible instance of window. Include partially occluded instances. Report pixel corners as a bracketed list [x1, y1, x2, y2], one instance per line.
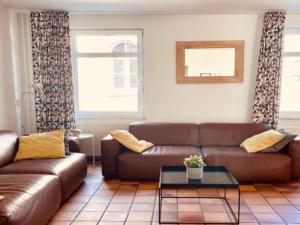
[280, 30, 300, 119]
[71, 30, 143, 118]
[112, 43, 138, 89]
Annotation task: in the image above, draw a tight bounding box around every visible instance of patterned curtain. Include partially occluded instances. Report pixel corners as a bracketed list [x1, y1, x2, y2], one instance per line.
[31, 11, 76, 132]
[252, 11, 286, 128]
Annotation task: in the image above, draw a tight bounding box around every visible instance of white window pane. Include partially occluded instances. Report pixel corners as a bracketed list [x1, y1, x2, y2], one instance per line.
[113, 59, 124, 88]
[76, 35, 137, 53]
[130, 58, 138, 88]
[77, 57, 138, 112]
[113, 59, 124, 73]
[280, 57, 300, 112]
[284, 34, 300, 52]
[130, 73, 138, 88]
[130, 58, 137, 73]
[114, 74, 124, 88]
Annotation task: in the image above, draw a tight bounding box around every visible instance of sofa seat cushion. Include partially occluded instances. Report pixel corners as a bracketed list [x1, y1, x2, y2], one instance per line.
[118, 146, 202, 180]
[0, 174, 60, 225]
[0, 153, 87, 202]
[202, 147, 292, 182]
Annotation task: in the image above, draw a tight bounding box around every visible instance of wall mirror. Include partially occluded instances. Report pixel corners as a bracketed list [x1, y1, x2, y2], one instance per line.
[176, 40, 244, 83]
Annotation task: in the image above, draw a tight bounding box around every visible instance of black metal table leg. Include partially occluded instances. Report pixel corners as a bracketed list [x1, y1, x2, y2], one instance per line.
[237, 187, 241, 223]
[223, 187, 240, 224]
[159, 187, 162, 223]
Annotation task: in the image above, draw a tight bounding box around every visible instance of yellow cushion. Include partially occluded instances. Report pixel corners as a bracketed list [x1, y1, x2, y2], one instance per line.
[15, 130, 65, 161]
[240, 129, 285, 153]
[30, 130, 65, 139]
[0, 195, 4, 201]
[110, 130, 154, 153]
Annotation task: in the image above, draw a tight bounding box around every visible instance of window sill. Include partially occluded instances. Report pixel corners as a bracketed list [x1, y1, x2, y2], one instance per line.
[279, 112, 300, 120]
[75, 116, 146, 125]
[279, 117, 300, 121]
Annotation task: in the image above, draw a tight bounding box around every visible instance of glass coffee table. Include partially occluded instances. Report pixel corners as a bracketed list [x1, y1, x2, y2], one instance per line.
[159, 166, 240, 224]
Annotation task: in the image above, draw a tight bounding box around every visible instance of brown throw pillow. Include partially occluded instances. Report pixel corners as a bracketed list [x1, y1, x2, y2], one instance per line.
[261, 129, 297, 153]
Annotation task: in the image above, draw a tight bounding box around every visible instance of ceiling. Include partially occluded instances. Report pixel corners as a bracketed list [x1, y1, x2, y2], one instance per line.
[0, 0, 300, 14]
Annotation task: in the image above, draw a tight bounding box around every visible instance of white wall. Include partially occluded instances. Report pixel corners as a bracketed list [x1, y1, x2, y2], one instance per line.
[70, 14, 263, 156]
[0, 4, 17, 131]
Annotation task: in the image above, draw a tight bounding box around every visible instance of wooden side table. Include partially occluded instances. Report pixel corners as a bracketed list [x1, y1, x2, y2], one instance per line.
[70, 133, 95, 167]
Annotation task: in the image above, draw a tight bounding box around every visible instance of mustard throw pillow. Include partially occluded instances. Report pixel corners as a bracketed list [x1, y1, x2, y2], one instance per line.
[31, 130, 70, 155]
[30, 130, 65, 139]
[15, 130, 65, 160]
[110, 130, 154, 153]
[240, 130, 285, 153]
[0, 195, 4, 201]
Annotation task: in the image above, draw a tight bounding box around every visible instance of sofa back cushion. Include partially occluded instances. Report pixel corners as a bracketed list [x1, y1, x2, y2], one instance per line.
[129, 122, 199, 146]
[199, 123, 271, 146]
[0, 131, 18, 167]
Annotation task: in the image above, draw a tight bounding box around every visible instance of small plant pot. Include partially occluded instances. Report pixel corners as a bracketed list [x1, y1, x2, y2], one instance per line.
[186, 166, 203, 180]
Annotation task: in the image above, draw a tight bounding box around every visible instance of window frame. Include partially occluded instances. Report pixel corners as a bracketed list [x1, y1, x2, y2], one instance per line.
[70, 29, 144, 119]
[280, 29, 300, 119]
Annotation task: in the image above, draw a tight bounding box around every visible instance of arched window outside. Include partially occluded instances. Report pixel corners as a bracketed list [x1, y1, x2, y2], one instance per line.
[112, 42, 137, 53]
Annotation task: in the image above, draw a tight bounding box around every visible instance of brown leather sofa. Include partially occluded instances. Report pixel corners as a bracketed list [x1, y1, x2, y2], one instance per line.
[0, 130, 88, 225]
[101, 122, 300, 182]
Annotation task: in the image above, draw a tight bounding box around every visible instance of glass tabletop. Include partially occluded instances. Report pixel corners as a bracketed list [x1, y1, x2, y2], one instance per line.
[159, 166, 239, 188]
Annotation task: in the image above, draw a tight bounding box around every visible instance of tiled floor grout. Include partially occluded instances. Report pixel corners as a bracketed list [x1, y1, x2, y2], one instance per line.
[71, 180, 102, 223]
[122, 183, 136, 224]
[96, 181, 119, 224]
[48, 165, 300, 225]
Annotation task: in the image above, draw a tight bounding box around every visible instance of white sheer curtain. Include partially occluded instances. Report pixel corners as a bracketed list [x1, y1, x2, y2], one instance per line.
[9, 10, 36, 134]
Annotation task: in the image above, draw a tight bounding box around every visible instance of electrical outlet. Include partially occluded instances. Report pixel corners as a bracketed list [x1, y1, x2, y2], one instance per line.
[16, 99, 21, 106]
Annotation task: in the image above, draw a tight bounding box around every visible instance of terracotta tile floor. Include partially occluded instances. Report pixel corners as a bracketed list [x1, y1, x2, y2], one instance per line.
[48, 166, 300, 225]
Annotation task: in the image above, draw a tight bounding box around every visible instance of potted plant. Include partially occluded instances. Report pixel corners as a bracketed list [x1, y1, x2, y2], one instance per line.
[184, 155, 206, 179]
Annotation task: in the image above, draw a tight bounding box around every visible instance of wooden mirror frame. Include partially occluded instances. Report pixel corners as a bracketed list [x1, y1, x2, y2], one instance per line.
[176, 40, 244, 84]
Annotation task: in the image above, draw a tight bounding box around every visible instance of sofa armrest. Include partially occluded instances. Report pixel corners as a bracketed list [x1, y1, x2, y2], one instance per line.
[288, 137, 300, 179]
[101, 134, 123, 178]
[68, 139, 81, 153]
